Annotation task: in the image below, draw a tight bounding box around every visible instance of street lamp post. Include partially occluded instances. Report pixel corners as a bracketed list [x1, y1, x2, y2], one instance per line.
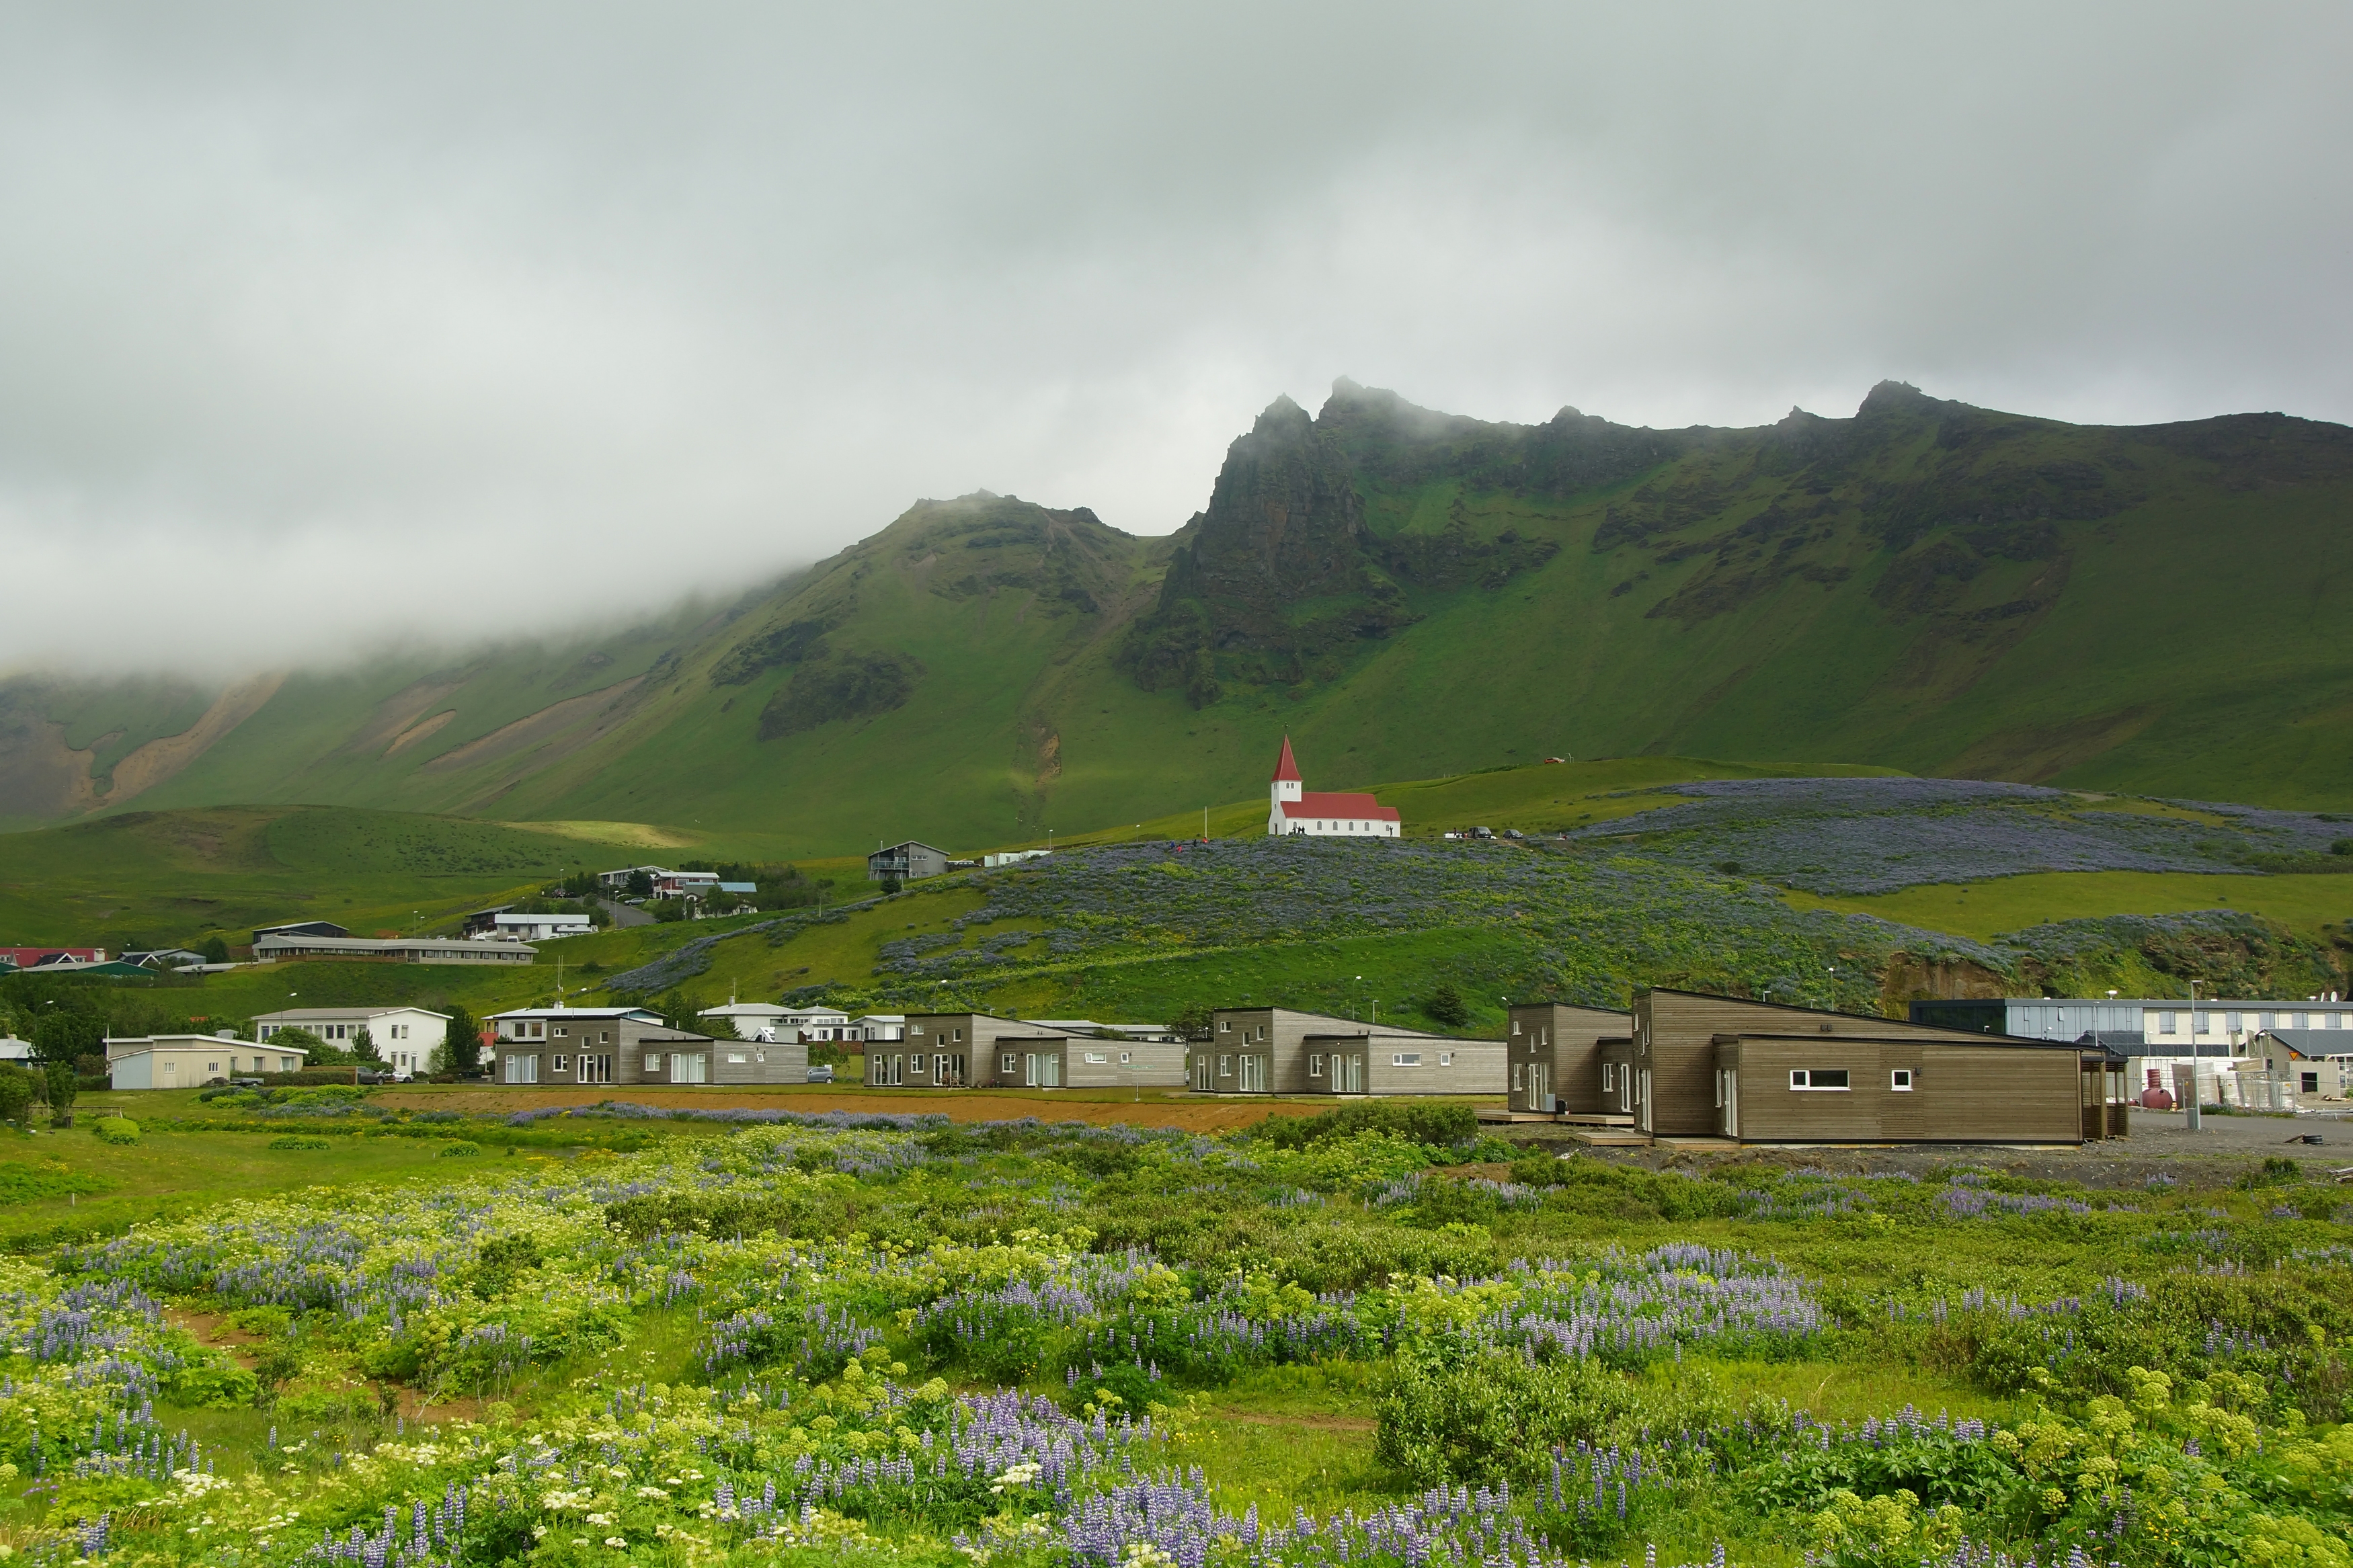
[2186, 980, 2202, 1132]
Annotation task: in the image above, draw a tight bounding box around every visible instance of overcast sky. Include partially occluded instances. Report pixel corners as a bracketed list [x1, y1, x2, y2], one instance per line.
[3, 3, 2348, 675]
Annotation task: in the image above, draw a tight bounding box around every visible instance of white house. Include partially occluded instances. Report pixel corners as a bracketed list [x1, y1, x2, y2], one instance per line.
[982, 849, 1051, 868]
[108, 1034, 309, 1089]
[1266, 735, 1402, 839]
[485, 912, 596, 942]
[851, 1014, 906, 1042]
[252, 1005, 451, 1079]
[0, 1037, 32, 1063]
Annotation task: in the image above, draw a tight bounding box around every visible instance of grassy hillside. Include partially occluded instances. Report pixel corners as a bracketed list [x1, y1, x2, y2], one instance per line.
[0, 804, 653, 954]
[4, 383, 2351, 852]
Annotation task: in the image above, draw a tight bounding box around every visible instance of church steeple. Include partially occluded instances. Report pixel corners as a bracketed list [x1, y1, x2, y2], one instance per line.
[1271, 735, 1303, 804]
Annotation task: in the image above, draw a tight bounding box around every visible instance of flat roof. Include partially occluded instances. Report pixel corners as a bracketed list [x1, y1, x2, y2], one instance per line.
[255, 1005, 450, 1022]
[491, 1005, 660, 1019]
[256, 933, 535, 953]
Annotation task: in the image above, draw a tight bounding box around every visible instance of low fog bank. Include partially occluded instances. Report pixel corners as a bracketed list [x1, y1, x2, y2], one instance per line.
[3, 3, 2348, 673]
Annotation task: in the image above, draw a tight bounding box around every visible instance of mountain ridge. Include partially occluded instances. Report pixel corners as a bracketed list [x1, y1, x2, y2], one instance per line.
[4, 379, 2352, 848]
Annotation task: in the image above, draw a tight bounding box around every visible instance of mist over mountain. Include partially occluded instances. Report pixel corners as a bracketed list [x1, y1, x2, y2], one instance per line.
[3, 379, 2350, 849]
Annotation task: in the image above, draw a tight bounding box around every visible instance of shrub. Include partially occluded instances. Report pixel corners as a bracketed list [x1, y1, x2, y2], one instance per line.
[268, 1135, 331, 1151]
[1423, 981, 1471, 1027]
[1252, 1100, 1478, 1152]
[91, 1116, 141, 1145]
[440, 1141, 482, 1157]
[1508, 1153, 1749, 1221]
[1374, 1349, 1644, 1485]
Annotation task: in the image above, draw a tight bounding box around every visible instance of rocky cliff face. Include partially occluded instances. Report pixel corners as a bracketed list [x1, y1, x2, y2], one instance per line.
[1121, 384, 1572, 705]
[1123, 396, 1417, 704]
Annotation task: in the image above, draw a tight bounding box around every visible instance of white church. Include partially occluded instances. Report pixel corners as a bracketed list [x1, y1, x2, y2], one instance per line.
[1267, 735, 1403, 838]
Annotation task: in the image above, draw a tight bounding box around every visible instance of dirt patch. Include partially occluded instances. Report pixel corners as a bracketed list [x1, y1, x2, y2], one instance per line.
[1432, 1161, 1517, 1180]
[395, 1389, 485, 1424]
[371, 1085, 1339, 1132]
[166, 1308, 261, 1369]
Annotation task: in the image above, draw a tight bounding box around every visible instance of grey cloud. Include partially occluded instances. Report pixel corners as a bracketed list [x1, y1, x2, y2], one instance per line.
[1, 2, 2347, 673]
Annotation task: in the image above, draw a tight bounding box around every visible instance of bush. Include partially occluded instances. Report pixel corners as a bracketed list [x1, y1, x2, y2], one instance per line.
[91, 1116, 141, 1145]
[268, 1135, 331, 1151]
[440, 1141, 482, 1157]
[1423, 982, 1471, 1028]
[1507, 1153, 1749, 1221]
[1375, 1350, 1638, 1485]
[1252, 1100, 1478, 1152]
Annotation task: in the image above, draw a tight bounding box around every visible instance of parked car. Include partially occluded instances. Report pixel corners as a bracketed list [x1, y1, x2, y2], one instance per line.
[1470, 826, 1496, 839]
[807, 1065, 835, 1083]
[1503, 828, 1525, 840]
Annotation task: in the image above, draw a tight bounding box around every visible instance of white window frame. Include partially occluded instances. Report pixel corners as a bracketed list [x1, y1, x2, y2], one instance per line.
[1310, 1053, 1325, 1077]
[551, 1055, 570, 1074]
[1601, 1063, 1614, 1091]
[1392, 1053, 1421, 1067]
[1790, 1069, 1851, 1091]
[1890, 1069, 1913, 1091]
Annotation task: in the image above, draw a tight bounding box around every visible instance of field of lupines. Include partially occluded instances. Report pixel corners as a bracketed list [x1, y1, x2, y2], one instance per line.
[1562, 780, 2352, 895]
[3, 1104, 2350, 1567]
[820, 833, 2338, 1019]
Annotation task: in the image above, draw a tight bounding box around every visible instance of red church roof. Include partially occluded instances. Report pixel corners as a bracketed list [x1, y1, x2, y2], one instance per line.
[1272, 735, 1302, 782]
[1285, 791, 1401, 823]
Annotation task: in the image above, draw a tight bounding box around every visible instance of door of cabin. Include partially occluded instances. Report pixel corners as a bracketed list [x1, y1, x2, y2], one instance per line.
[1527, 1062, 1552, 1112]
[1638, 1069, 1652, 1132]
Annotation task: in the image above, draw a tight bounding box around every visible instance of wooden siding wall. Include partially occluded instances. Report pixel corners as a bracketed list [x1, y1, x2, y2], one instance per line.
[1637, 992, 2020, 1139]
[1360, 1037, 1505, 1097]
[1509, 1005, 1630, 1115]
[1063, 1040, 1187, 1088]
[1734, 1036, 2081, 1143]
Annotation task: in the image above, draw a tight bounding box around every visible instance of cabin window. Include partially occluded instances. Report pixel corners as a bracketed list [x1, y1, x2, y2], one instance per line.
[726, 1051, 748, 1064]
[1790, 1069, 1850, 1091]
[1218, 1055, 1233, 1076]
[1120, 1053, 1131, 1065]
[553, 1026, 568, 1039]
[551, 1055, 569, 1073]
[1001, 1053, 1017, 1073]
[1512, 1063, 1524, 1090]
[1601, 1064, 1614, 1091]
[1220, 1020, 1231, 1034]
[1439, 1052, 1453, 1067]
[1309, 1054, 1325, 1077]
[1890, 1069, 1913, 1091]
[1083, 1052, 1108, 1064]
[1392, 1053, 1421, 1066]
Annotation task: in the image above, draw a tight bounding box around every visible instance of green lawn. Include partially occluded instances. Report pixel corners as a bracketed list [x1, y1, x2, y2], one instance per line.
[0, 1116, 483, 1249]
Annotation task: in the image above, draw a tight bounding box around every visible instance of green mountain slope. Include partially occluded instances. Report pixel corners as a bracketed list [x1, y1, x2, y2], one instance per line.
[4, 381, 2351, 850]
